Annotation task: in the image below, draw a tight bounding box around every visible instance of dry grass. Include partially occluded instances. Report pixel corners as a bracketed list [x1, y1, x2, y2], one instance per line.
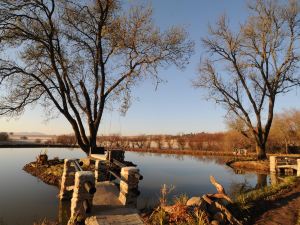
[190, 208, 208, 225]
[228, 160, 269, 172]
[235, 176, 298, 214]
[150, 207, 168, 225]
[160, 184, 175, 206]
[33, 219, 58, 225]
[173, 194, 189, 205]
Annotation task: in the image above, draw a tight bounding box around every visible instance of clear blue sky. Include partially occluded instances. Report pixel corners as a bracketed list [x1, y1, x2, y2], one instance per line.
[1, 0, 299, 135]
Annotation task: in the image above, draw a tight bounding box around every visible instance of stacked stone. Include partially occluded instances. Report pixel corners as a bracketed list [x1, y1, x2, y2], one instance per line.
[119, 167, 140, 207]
[269, 156, 277, 173]
[59, 159, 76, 200]
[70, 171, 96, 221]
[95, 160, 107, 182]
[270, 172, 278, 185]
[108, 150, 125, 162]
[297, 159, 300, 176]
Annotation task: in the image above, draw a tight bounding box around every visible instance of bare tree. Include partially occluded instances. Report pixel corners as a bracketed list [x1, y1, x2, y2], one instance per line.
[270, 109, 300, 153]
[164, 135, 173, 149]
[0, 0, 194, 154]
[194, 0, 300, 159]
[176, 135, 187, 150]
[153, 135, 164, 149]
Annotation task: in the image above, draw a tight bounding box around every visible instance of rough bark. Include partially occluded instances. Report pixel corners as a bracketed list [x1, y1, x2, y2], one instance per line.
[256, 143, 267, 160]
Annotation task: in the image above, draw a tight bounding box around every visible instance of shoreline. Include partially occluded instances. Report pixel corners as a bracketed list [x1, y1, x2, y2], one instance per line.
[123, 147, 256, 158]
[23, 159, 64, 187]
[238, 176, 300, 224]
[226, 159, 270, 172]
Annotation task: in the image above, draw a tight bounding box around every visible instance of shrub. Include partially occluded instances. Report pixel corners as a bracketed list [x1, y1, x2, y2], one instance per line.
[56, 135, 76, 145]
[0, 132, 9, 141]
[173, 194, 189, 205]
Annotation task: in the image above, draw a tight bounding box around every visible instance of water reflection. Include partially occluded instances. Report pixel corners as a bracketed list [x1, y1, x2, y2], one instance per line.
[58, 201, 70, 225]
[124, 152, 270, 209]
[227, 173, 269, 199]
[256, 174, 268, 189]
[0, 148, 85, 225]
[0, 148, 272, 225]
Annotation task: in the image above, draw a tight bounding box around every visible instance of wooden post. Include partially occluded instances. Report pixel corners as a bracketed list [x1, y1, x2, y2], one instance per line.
[118, 167, 140, 207]
[297, 159, 300, 177]
[69, 171, 96, 222]
[59, 159, 75, 200]
[270, 156, 277, 173]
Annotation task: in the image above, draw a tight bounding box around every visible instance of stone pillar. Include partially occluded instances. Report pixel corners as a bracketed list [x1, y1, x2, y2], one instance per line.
[297, 159, 300, 177]
[119, 167, 140, 207]
[69, 171, 96, 221]
[95, 160, 107, 182]
[59, 159, 75, 200]
[270, 156, 277, 173]
[80, 157, 91, 167]
[270, 172, 278, 185]
[108, 150, 125, 162]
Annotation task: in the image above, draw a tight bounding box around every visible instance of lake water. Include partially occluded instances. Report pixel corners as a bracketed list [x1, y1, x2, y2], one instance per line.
[0, 148, 269, 225]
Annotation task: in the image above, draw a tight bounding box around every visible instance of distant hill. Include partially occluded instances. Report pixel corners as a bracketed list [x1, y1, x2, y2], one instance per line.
[12, 132, 47, 136]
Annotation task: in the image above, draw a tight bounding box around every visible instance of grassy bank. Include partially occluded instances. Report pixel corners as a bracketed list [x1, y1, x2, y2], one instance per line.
[226, 159, 269, 172]
[23, 159, 65, 186]
[144, 176, 299, 225]
[234, 176, 299, 224]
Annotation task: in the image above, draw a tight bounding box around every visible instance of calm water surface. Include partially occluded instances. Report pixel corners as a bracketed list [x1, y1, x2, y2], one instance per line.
[0, 148, 269, 225]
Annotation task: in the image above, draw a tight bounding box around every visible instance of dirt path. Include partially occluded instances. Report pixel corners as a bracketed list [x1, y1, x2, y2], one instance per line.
[254, 180, 300, 225]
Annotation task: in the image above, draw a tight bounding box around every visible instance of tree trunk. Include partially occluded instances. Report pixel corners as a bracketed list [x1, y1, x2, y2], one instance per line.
[256, 143, 267, 160]
[89, 135, 97, 156]
[285, 140, 289, 154]
[256, 174, 267, 188]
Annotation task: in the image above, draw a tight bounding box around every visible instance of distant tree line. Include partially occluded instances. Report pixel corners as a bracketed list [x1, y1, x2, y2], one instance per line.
[3, 108, 300, 154]
[89, 109, 300, 154]
[95, 132, 247, 152]
[0, 109, 300, 153]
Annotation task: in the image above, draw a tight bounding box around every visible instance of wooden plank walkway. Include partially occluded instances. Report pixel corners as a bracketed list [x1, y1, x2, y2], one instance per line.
[85, 181, 144, 225]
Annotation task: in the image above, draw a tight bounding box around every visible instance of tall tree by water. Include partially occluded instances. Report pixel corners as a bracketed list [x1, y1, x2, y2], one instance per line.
[194, 0, 300, 159]
[0, 0, 194, 154]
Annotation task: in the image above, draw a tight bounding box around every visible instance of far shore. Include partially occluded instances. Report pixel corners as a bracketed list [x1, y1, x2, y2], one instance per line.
[2, 143, 300, 160]
[0, 142, 253, 157]
[123, 147, 256, 157]
[0, 142, 78, 148]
